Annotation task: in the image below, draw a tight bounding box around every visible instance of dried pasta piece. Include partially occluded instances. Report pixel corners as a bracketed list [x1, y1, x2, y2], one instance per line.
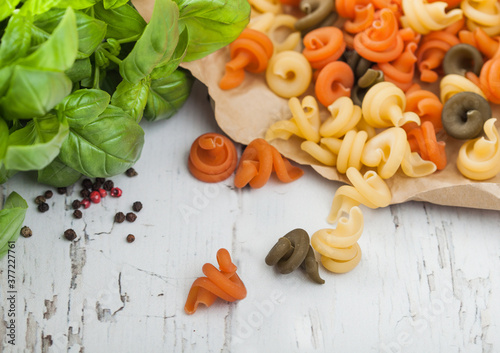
[267, 14, 302, 53]
[442, 43, 483, 76]
[343, 3, 375, 34]
[324, 130, 368, 173]
[302, 26, 346, 69]
[362, 81, 421, 128]
[311, 206, 363, 274]
[184, 248, 247, 315]
[401, 141, 438, 177]
[265, 228, 324, 284]
[458, 27, 499, 59]
[400, 0, 463, 35]
[219, 29, 274, 90]
[234, 138, 304, 188]
[375, 41, 418, 91]
[457, 118, 500, 180]
[461, 0, 500, 36]
[295, 0, 336, 34]
[188, 133, 238, 183]
[315, 61, 354, 107]
[248, 0, 283, 14]
[265, 95, 321, 142]
[265, 50, 312, 98]
[351, 69, 385, 106]
[320, 96, 362, 138]
[439, 73, 486, 103]
[248, 12, 276, 33]
[341, 49, 374, 80]
[361, 127, 408, 178]
[353, 9, 405, 63]
[406, 121, 447, 170]
[404, 84, 443, 131]
[327, 167, 392, 223]
[469, 47, 500, 104]
[336, 0, 371, 19]
[301, 139, 338, 166]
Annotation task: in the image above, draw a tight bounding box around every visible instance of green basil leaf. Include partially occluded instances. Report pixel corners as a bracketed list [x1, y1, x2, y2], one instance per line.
[65, 58, 92, 82]
[56, 0, 100, 9]
[111, 78, 149, 122]
[94, 2, 146, 40]
[20, 0, 64, 16]
[35, 8, 107, 59]
[38, 156, 81, 187]
[150, 26, 189, 80]
[0, 14, 32, 67]
[59, 105, 145, 177]
[20, 7, 77, 71]
[0, 65, 72, 120]
[103, 0, 129, 9]
[0, 66, 14, 97]
[119, 0, 179, 84]
[58, 88, 110, 127]
[4, 112, 69, 171]
[0, 165, 17, 184]
[0, 1, 22, 22]
[0, 192, 28, 260]
[0, 118, 8, 160]
[144, 68, 194, 122]
[174, 0, 250, 61]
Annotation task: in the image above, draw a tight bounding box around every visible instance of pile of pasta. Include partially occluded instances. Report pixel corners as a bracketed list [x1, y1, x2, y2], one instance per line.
[213, 0, 500, 273]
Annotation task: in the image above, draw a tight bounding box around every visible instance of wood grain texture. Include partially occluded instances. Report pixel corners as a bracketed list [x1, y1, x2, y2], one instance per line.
[0, 81, 499, 353]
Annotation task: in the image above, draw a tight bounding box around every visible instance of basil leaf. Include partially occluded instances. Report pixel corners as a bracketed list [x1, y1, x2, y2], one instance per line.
[3, 113, 69, 171]
[0, 192, 28, 259]
[111, 78, 149, 122]
[94, 2, 146, 40]
[174, 0, 250, 61]
[56, 0, 100, 9]
[144, 68, 194, 122]
[38, 156, 81, 187]
[65, 58, 92, 82]
[103, 0, 129, 9]
[59, 105, 145, 177]
[0, 14, 32, 67]
[119, 0, 179, 84]
[0, 66, 72, 120]
[0, 0, 22, 22]
[0, 118, 8, 160]
[58, 88, 110, 126]
[151, 26, 189, 80]
[20, 0, 64, 16]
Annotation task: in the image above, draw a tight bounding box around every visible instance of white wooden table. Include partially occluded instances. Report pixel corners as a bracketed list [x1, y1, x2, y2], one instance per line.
[1, 81, 499, 353]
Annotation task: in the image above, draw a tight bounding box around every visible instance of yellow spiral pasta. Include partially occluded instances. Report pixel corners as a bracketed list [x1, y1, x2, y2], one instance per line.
[439, 74, 486, 104]
[361, 127, 407, 179]
[362, 82, 421, 128]
[265, 95, 320, 142]
[401, 142, 438, 177]
[248, 12, 276, 32]
[265, 50, 312, 98]
[267, 14, 302, 53]
[401, 0, 463, 34]
[311, 206, 364, 274]
[300, 139, 338, 166]
[248, 0, 282, 14]
[461, 0, 500, 36]
[320, 96, 363, 138]
[457, 118, 500, 180]
[327, 167, 392, 223]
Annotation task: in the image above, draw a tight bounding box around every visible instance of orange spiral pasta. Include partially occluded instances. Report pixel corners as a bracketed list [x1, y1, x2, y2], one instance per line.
[302, 26, 346, 69]
[184, 248, 247, 315]
[315, 61, 354, 107]
[468, 47, 500, 104]
[375, 41, 418, 91]
[406, 121, 447, 170]
[336, 0, 371, 19]
[219, 28, 274, 90]
[404, 84, 443, 131]
[343, 3, 375, 34]
[234, 138, 304, 188]
[416, 30, 460, 82]
[188, 133, 238, 183]
[459, 27, 499, 59]
[353, 8, 405, 63]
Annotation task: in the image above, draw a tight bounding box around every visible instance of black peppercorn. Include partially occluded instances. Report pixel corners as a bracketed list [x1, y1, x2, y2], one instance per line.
[80, 189, 91, 198]
[103, 180, 114, 191]
[72, 200, 81, 209]
[82, 178, 93, 189]
[44, 190, 53, 199]
[96, 177, 105, 184]
[73, 210, 83, 219]
[126, 212, 137, 222]
[92, 181, 101, 191]
[64, 229, 77, 241]
[126, 234, 135, 243]
[20, 226, 32, 238]
[114, 212, 126, 223]
[125, 168, 138, 177]
[57, 187, 67, 195]
[132, 201, 143, 212]
[38, 202, 49, 213]
[35, 195, 46, 204]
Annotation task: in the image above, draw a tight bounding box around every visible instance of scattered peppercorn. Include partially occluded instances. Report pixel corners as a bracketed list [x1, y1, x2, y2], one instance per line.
[96, 177, 105, 184]
[98, 188, 107, 198]
[82, 178, 93, 189]
[114, 212, 126, 223]
[103, 180, 114, 191]
[126, 234, 135, 243]
[90, 191, 101, 203]
[80, 199, 91, 209]
[72, 200, 81, 209]
[125, 168, 138, 177]
[38, 202, 49, 213]
[92, 181, 101, 191]
[126, 212, 137, 222]
[44, 190, 53, 199]
[20, 226, 32, 238]
[80, 189, 91, 198]
[64, 229, 77, 241]
[132, 201, 143, 212]
[73, 210, 83, 219]
[57, 187, 67, 195]
[110, 187, 122, 197]
[35, 195, 46, 204]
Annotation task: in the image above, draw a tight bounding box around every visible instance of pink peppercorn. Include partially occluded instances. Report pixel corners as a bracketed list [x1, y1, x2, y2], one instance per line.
[110, 187, 122, 197]
[90, 191, 101, 203]
[98, 188, 107, 198]
[81, 199, 91, 209]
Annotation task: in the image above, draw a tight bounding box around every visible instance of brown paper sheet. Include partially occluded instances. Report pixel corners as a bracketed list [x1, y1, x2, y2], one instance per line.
[182, 48, 500, 211]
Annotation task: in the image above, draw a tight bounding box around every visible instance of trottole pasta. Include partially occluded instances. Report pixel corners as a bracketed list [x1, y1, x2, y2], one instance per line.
[267, 14, 302, 53]
[439, 73, 486, 103]
[320, 96, 362, 138]
[302, 26, 346, 69]
[248, 0, 283, 14]
[315, 61, 354, 107]
[265, 50, 312, 98]
[400, 0, 463, 34]
[461, 0, 500, 36]
[295, 0, 336, 33]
